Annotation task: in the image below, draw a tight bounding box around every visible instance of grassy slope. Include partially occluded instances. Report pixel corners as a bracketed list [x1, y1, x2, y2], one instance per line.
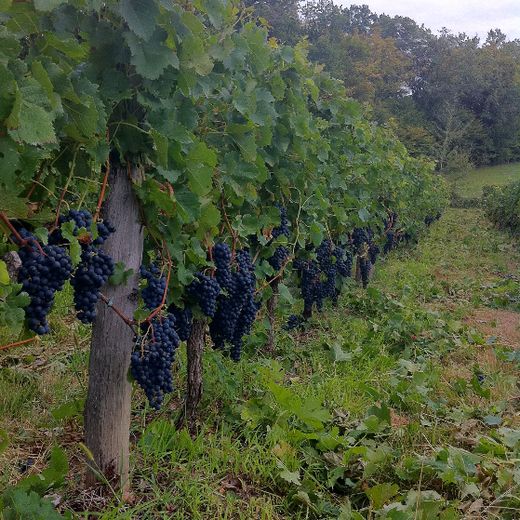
[452, 162, 520, 198]
[0, 208, 519, 519]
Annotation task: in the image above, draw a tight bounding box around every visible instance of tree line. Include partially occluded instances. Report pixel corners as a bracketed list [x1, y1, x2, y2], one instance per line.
[245, 0, 520, 171]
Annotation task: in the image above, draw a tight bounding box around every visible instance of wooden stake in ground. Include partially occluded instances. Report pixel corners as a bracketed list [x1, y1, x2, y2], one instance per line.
[84, 164, 144, 489]
[182, 318, 206, 425]
[266, 278, 280, 353]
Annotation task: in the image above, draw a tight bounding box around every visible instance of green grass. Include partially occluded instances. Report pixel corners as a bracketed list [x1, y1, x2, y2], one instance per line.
[452, 162, 520, 197]
[1, 209, 519, 519]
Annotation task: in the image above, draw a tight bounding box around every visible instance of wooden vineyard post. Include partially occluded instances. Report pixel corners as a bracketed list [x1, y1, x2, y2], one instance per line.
[84, 164, 144, 489]
[181, 319, 206, 426]
[266, 278, 280, 353]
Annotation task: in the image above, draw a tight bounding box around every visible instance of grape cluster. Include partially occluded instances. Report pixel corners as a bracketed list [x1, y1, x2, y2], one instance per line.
[272, 204, 290, 239]
[335, 246, 353, 278]
[284, 314, 303, 331]
[94, 220, 116, 246]
[71, 246, 114, 323]
[268, 246, 290, 271]
[209, 248, 259, 361]
[359, 257, 371, 288]
[384, 230, 395, 254]
[17, 230, 73, 335]
[369, 243, 380, 264]
[214, 242, 233, 290]
[352, 228, 370, 253]
[168, 304, 193, 341]
[140, 264, 166, 310]
[50, 209, 114, 246]
[424, 213, 441, 226]
[297, 259, 321, 316]
[316, 239, 337, 302]
[131, 315, 180, 409]
[187, 273, 221, 318]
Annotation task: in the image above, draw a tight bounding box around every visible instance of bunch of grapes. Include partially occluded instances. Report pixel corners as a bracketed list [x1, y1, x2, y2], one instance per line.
[213, 242, 233, 291]
[17, 229, 73, 335]
[384, 230, 395, 254]
[50, 209, 114, 246]
[359, 257, 371, 288]
[272, 204, 290, 239]
[131, 314, 180, 409]
[298, 259, 321, 316]
[71, 246, 115, 323]
[316, 239, 337, 301]
[352, 228, 370, 253]
[94, 220, 116, 245]
[268, 246, 290, 271]
[168, 304, 192, 341]
[335, 246, 353, 278]
[369, 243, 380, 264]
[140, 264, 166, 310]
[187, 273, 221, 318]
[284, 314, 303, 331]
[209, 248, 259, 361]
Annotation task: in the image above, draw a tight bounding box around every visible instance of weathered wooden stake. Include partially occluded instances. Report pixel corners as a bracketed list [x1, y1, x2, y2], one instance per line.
[84, 164, 144, 489]
[266, 279, 279, 353]
[183, 318, 206, 424]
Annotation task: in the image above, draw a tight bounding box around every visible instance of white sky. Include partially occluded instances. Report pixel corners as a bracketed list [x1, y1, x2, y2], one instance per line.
[337, 1, 520, 41]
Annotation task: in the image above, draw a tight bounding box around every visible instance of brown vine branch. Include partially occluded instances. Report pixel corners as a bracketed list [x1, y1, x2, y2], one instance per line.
[255, 255, 293, 295]
[99, 293, 136, 331]
[0, 337, 37, 352]
[220, 196, 241, 259]
[94, 159, 110, 223]
[0, 212, 46, 256]
[0, 212, 24, 244]
[145, 245, 172, 323]
[26, 170, 42, 201]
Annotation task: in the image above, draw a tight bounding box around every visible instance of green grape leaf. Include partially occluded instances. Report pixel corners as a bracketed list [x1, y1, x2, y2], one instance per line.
[51, 399, 85, 421]
[278, 283, 293, 304]
[109, 263, 134, 286]
[358, 208, 371, 223]
[187, 164, 213, 197]
[366, 483, 400, 510]
[175, 188, 200, 223]
[150, 129, 168, 168]
[6, 84, 57, 145]
[33, 227, 49, 245]
[199, 202, 221, 229]
[310, 222, 324, 246]
[120, 0, 159, 41]
[33, 0, 65, 11]
[180, 34, 213, 75]
[125, 30, 179, 80]
[0, 260, 9, 285]
[60, 221, 81, 266]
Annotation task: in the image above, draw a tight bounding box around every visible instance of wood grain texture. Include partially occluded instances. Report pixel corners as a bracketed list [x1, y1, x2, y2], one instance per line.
[84, 164, 144, 489]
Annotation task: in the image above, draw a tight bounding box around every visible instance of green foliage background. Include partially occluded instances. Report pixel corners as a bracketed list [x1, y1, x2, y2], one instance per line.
[0, 0, 447, 328]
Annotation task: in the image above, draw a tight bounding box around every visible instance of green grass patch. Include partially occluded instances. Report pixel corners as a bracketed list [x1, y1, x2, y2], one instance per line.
[452, 162, 520, 198]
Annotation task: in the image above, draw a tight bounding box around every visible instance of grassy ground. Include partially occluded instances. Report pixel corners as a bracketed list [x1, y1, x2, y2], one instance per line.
[1, 208, 519, 519]
[451, 162, 520, 198]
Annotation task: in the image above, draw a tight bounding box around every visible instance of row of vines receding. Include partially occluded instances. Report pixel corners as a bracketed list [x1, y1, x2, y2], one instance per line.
[0, 0, 448, 489]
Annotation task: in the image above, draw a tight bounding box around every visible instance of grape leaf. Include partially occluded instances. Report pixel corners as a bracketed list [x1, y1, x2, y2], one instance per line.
[109, 263, 134, 286]
[125, 30, 179, 80]
[6, 84, 57, 145]
[120, 0, 159, 41]
[33, 0, 65, 11]
[0, 260, 9, 285]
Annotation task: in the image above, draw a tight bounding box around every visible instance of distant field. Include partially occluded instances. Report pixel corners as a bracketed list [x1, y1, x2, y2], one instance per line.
[452, 162, 520, 198]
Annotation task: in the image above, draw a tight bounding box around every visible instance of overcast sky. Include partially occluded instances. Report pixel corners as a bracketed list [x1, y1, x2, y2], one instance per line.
[337, 1, 520, 41]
